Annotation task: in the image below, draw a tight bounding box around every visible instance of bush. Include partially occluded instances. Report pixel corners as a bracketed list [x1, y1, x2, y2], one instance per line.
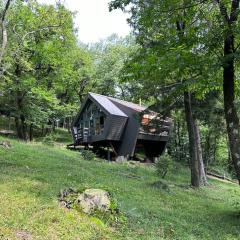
[155, 154, 173, 179]
[42, 133, 57, 145]
[80, 149, 96, 161]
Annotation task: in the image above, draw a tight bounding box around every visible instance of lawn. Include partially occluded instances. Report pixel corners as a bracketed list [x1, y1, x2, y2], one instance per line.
[0, 134, 240, 240]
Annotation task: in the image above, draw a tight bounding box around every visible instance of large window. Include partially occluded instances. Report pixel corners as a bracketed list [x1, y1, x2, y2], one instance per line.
[80, 102, 106, 136]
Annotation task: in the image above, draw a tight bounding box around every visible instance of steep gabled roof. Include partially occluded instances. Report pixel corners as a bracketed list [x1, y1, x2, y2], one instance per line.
[89, 92, 147, 115]
[108, 96, 147, 112]
[89, 93, 127, 117]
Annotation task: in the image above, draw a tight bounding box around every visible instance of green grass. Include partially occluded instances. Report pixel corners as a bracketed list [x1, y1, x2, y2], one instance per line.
[0, 136, 240, 240]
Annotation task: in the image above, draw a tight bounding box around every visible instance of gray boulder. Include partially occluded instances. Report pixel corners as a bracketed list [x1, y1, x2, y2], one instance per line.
[75, 189, 111, 214]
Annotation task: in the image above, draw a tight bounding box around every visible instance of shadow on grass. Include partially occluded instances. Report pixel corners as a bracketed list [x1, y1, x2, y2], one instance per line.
[149, 180, 170, 192]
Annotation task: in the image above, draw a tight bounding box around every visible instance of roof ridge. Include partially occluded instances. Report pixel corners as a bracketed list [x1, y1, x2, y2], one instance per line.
[88, 92, 127, 117]
[108, 97, 146, 108]
[89, 92, 146, 109]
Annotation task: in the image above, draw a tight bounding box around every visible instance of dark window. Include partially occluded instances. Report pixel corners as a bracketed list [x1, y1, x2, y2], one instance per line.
[100, 116, 104, 125]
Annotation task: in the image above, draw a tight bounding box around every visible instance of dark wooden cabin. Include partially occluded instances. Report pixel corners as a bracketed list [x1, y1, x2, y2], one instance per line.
[71, 92, 172, 161]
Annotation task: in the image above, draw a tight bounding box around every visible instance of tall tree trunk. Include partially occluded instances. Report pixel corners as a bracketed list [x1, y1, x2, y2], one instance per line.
[204, 133, 210, 167]
[15, 116, 27, 140]
[184, 91, 200, 187]
[194, 120, 208, 185]
[15, 117, 22, 139]
[213, 136, 217, 165]
[223, 34, 240, 183]
[0, 0, 11, 65]
[20, 114, 27, 140]
[177, 120, 181, 161]
[176, 20, 206, 187]
[29, 123, 33, 141]
[0, 22, 7, 65]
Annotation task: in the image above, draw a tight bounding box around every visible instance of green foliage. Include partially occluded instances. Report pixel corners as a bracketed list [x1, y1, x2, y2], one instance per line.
[0, 0, 94, 140]
[80, 149, 96, 161]
[89, 34, 139, 100]
[155, 154, 173, 179]
[110, 0, 221, 103]
[42, 133, 57, 146]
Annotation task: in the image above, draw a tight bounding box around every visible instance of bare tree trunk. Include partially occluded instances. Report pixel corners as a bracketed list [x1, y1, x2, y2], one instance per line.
[41, 124, 44, 136]
[223, 34, 240, 184]
[15, 117, 22, 139]
[29, 123, 33, 141]
[184, 91, 200, 187]
[216, 0, 240, 184]
[176, 120, 181, 161]
[14, 116, 27, 140]
[0, 23, 7, 65]
[63, 118, 65, 129]
[0, 0, 11, 65]
[213, 136, 217, 165]
[184, 92, 207, 187]
[194, 120, 208, 185]
[20, 115, 27, 140]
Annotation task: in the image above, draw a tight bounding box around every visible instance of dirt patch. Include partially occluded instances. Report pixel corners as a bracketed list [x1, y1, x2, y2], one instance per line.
[16, 231, 32, 240]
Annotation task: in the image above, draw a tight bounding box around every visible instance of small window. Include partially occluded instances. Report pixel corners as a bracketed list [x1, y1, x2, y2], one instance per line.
[100, 116, 104, 125]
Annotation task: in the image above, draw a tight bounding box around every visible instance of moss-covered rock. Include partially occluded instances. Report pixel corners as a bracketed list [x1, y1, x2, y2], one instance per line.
[58, 187, 126, 227]
[75, 189, 111, 214]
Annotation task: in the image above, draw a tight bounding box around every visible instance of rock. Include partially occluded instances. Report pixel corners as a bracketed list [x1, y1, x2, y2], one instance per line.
[0, 141, 11, 148]
[75, 189, 111, 214]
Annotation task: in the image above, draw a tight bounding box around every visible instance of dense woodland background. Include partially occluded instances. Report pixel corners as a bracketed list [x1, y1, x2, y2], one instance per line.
[1, 0, 240, 188]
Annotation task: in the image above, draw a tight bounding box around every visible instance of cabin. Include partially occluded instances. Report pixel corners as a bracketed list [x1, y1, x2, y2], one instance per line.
[71, 92, 173, 161]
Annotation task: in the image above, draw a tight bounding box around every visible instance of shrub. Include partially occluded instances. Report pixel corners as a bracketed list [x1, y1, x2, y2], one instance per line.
[155, 154, 173, 179]
[42, 133, 57, 145]
[80, 149, 96, 161]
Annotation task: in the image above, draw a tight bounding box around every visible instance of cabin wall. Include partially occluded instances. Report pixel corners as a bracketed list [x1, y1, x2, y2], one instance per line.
[72, 99, 128, 144]
[110, 101, 140, 157]
[72, 100, 107, 143]
[105, 115, 128, 141]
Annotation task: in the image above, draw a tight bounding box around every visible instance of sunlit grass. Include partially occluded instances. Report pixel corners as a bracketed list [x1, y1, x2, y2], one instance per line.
[0, 135, 239, 239]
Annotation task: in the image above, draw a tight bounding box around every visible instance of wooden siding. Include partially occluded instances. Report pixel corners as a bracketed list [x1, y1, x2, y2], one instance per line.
[105, 115, 128, 141]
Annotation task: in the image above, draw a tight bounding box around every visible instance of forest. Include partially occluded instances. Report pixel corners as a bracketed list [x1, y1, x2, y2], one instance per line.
[0, 0, 240, 239]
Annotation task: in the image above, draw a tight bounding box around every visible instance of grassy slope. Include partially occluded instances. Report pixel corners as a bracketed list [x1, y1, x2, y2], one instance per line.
[0, 135, 240, 240]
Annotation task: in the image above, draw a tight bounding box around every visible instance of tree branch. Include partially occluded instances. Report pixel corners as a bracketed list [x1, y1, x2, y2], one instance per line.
[1, 0, 11, 22]
[215, 0, 230, 23]
[230, 0, 240, 22]
[12, 24, 62, 59]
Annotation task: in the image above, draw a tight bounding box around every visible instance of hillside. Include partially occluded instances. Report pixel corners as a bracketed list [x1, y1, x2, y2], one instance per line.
[0, 134, 240, 240]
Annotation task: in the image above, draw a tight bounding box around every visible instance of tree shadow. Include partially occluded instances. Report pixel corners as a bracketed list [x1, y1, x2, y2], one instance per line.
[149, 180, 170, 192]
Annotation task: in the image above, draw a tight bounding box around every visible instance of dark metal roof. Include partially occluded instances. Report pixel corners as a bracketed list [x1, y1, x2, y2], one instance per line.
[89, 92, 147, 116]
[89, 93, 127, 117]
[108, 97, 147, 112]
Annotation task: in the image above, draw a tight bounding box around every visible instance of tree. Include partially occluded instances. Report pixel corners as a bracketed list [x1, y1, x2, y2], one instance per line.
[89, 34, 139, 100]
[0, 0, 94, 139]
[216, 0, 240, 183]
[110, 0, 211, 186]
[0, 0, 11, 65]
